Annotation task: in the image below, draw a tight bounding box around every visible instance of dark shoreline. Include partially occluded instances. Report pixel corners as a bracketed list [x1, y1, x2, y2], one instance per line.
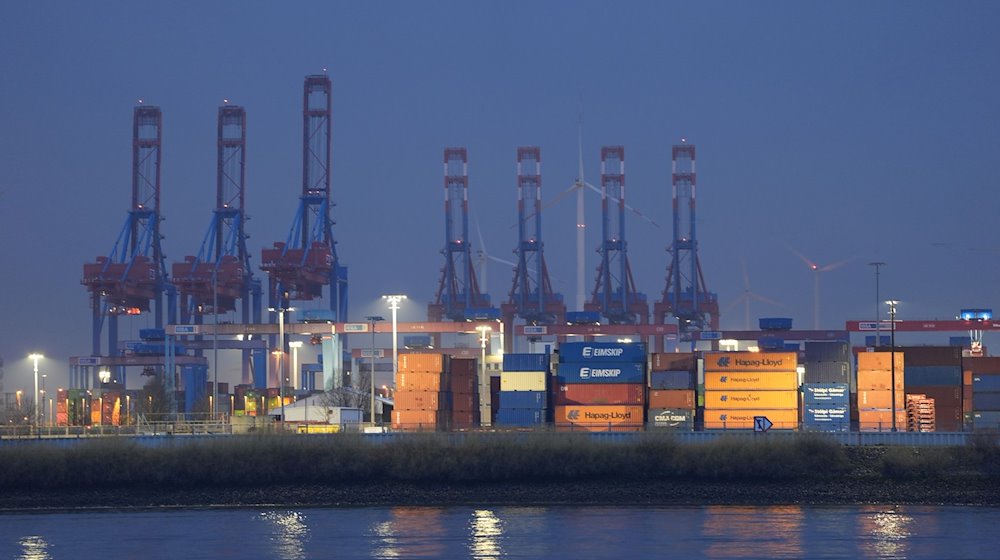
[4, 477, 999, 513]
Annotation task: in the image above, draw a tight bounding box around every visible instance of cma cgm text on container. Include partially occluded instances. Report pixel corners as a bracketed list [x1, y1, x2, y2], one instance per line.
[703, 352, 797, 372]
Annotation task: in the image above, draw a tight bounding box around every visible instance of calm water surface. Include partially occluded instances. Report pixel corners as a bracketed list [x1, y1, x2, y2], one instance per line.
[2, 505, 998, 559]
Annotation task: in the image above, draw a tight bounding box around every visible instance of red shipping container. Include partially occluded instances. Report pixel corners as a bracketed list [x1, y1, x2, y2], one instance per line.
[907, 386, 961, 408]
[450, 374, 476, 394]
[966, 356, 1000, 375]
[650, 352, 696, 372]
[450, 392, 477, 412]
[450, 357, 478, 377]
[648, 390, 695, 410]
[554, 383, 645, 406]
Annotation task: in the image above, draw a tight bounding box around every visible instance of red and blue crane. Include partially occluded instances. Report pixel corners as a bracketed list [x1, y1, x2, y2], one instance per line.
[429, 148, 498, 323]
[260, 74, 348, 319]
[82, 105, 176, 362]
[584, 146, 648, 325]
[502, 147, 566, 328]
[654, 140, 719, 344]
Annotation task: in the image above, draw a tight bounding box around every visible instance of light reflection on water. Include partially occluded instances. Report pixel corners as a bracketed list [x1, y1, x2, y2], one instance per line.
[2, 505, 999, 559]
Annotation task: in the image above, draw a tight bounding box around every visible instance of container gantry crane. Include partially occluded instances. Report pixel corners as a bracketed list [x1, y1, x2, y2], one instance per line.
[171, 104, 262, 382]
[654, 140, 719, 347]
[429, 147, 499, 324]
[82, 105, 177, 373]
[501, 147, 566, 335]
[584, 146, 648, 325]
[260, 75, 348, 320]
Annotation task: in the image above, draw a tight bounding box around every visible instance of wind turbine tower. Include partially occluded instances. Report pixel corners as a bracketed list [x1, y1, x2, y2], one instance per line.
[654, 140, 719, 345]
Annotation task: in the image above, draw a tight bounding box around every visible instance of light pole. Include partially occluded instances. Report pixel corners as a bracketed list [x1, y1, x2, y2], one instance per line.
[28, 353, 43, 429]
[886, 299, 899, 432]
[382, 295, 407, 394]
[366, 315, 384, 425]
[289, 340, 303, 391]
[212, 269, 218, 417]
[476, 325, 492, 427]
[869, 262, 885, 347]
[268, 305, 295, 426]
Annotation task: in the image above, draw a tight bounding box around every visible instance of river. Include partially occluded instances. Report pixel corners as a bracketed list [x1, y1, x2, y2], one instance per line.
[3, 505, 998, 559]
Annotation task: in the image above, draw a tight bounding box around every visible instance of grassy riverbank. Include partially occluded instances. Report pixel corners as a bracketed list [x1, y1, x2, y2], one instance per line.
[2, 433, 998, 509]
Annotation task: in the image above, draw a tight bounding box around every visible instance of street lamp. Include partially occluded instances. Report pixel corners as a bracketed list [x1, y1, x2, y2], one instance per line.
[268, 305, 295, 426]
[28, 353, 43, 429]
[382, 295, 407, 394]
[476, 325, 492, 427]
[366, 315, 385, 425]
[886, 299, 899, 432]
[869, 262, 886, 347]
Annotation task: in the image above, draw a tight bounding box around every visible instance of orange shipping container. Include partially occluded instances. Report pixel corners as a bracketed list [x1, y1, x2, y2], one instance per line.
[704, 371, 799, 391]
[393, 390, 447, 410]
[703, 351, 797, 372]
[554, 405, 644, 428]
[858, 409, 906, 431]
[396, 371, 447, 392]
[392, 409, 444, 430]
[648, 389, 695, 409]
[703, 409, 799, 430]
[856, 369, 904, 391]
[858, 390, 905, 410]
[704, 390, 799, 410]
[398, 353, 448, 374]
[555, 424, 643, 433]
[857, 352, 905, 372]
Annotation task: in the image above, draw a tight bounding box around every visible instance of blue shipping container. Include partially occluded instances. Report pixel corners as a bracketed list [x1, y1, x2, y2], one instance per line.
[503, 353, 550, 372]
[139, 328, 166, 341]
[803, 405, 849, 423]
[802, 383, 850, 405]
[556, 362, 646, 384]
[649, 370, 694, 390]
[905, 366, 962, 387]
[804, 341, 849, 363]
[973, 375, 1000, 393]
[973, 393, 1000, 411]
[558, 342, 647, 364]
[495, 408, 545, 426]
[803, 362, 850, 384]
[759, 317, 793, 331]
[499, 390, 547, 410]
[972, 411, 1000, 428]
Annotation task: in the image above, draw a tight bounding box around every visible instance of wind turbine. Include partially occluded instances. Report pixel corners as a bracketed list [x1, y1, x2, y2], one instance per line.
[724, 256, 785, 329]
[472, 207, 516, 294]
[788, 246, 852, 329]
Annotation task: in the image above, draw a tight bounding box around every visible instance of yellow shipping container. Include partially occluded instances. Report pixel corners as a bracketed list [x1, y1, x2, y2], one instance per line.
[396, 371, 446, 392]
[703, 408, 800, 430]
[856, 369, 904, 391]
[858, 389, 905, 410]
[704, 371, 799, 391]
[703, 351, 797, 372]
[500, 371, 547, 392]
[857, 352, 904, 372]
[398, 353, 447, 373]
[553, 405, 644, 428]
[704, 390, 799, 410]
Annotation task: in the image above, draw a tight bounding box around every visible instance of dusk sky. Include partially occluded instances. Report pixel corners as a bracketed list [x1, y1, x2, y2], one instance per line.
[2, 1, 998, 390]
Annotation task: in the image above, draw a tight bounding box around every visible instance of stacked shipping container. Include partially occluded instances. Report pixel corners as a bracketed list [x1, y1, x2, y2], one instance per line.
[554, 342, 646, 432]
[802, 341, 851, 431]
[449, 358, 481, 429]
[647, 353, 697, 430]
[968, 357, 1000, 430]
[392, 353, 452, 431]
[901, 346, 963, 432]
[495, 353, 549, 428]
[702, 351, 799, 430]
[856, 352, 906, 431]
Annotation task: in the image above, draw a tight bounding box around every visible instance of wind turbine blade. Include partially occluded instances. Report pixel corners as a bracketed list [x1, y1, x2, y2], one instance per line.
[582, 181, 659, 228]
[748, 292, 786, 308]
[723, 294, 749, 316]
[513, 182, 578, 229]
[488, 255, 517, 268]
[740, 256, 751, 290]
[819, 257, 853, 273]
[472, 208, 487, 254]
[786, 244, 817, 269]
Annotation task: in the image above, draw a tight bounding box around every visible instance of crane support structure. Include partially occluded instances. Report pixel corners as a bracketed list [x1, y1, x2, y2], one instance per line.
[261, 74, 348, 319]
[655, 140, 719, 346]
[82, 105, 176, 365]
[585, 146, 648, 325]
[502, 147, 566, 330]
[429, 148, 498, 323]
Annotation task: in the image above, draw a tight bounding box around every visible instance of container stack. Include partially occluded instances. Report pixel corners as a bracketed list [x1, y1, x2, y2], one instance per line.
[900, 346, 963, 432]
[495, 353, 549, 428]
[968, 357, 1000, 430]
[554, 342, 646, 432]
[905, 394, 936, 432]
[702, 351, 799, 430]
[802, 341, 851, 432]
[392, 353, 451, 431]
[647, 353, 696, 430]
[449, 357, 481, 430]
[856, 352, 905, 431]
